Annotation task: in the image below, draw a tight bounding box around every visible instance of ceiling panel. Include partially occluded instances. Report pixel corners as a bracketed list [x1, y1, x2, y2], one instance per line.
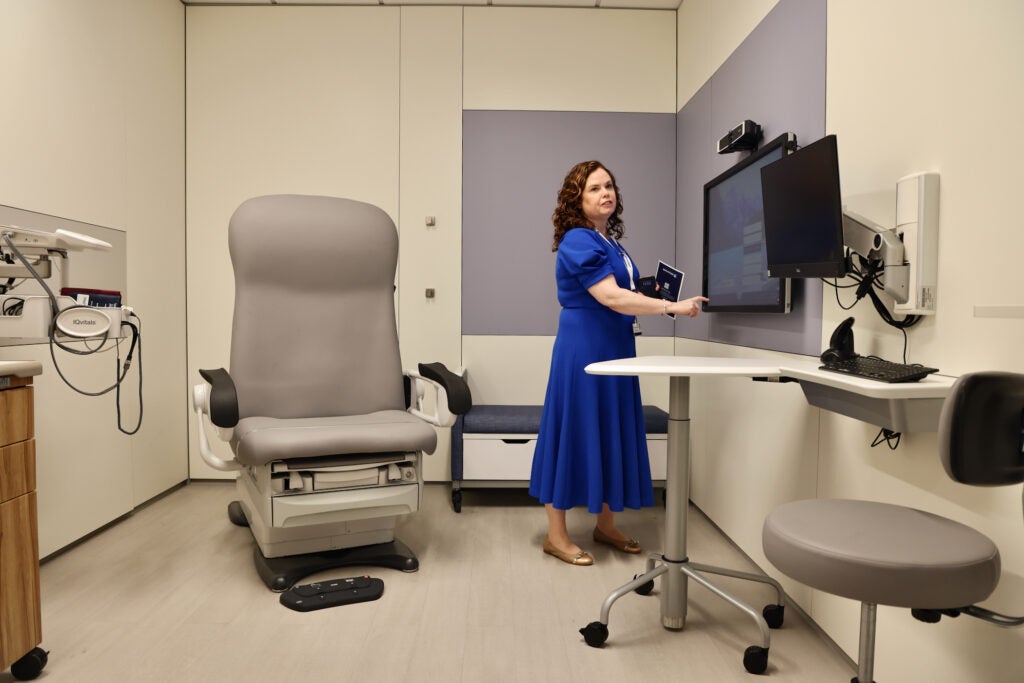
[183, 0, 681, 8]
[602, 0, 680, 9]
[489, 0, 596, 6]
[380, 0, 489, 5]
[273, 0, 380, 4]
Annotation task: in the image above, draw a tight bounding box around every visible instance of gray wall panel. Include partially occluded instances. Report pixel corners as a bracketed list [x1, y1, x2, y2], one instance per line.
[463, 110, 676, 336]
[675, 80, 714, 341]
[676, 0, 827, 355]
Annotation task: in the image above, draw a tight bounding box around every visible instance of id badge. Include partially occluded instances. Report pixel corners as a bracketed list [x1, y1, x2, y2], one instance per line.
[633, 317, 642, 336]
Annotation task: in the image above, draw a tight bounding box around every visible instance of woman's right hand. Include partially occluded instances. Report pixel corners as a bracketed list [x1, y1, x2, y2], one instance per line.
[670, 296, 709, 318]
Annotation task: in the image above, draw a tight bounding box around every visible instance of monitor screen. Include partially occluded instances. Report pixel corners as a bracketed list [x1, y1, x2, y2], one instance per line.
[760, 134, 848, 279]
[702, 132, 795, 313]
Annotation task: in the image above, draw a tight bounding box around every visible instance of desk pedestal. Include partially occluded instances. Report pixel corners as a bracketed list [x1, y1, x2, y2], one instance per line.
[661, 376, 690, 628]
[582, 375, 784, 675]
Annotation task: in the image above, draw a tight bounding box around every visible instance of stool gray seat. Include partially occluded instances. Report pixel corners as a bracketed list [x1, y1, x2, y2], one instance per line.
[763, 371, 1024, 683]
[764, 499, 1000, 609]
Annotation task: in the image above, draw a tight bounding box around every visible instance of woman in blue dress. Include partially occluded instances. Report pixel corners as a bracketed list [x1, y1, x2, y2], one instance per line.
[530, 160, 707, 566]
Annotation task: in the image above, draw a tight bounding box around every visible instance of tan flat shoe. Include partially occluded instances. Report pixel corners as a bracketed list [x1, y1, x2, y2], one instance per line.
[543, 538, 594, 566]
[593, 527, 642, 554]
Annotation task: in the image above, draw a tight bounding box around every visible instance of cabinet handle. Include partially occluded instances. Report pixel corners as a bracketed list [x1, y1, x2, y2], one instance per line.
[501, 438, 530, 445]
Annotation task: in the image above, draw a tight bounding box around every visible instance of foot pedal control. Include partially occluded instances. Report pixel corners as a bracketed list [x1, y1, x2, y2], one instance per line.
[279, 575, 384, 612]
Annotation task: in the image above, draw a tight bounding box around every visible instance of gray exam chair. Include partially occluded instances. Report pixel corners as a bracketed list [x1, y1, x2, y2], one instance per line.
[763, 371, 1024, 682]
[193, 194, 470, 591]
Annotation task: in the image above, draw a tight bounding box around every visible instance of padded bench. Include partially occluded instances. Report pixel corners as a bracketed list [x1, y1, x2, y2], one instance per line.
[450, 404, 669, 512]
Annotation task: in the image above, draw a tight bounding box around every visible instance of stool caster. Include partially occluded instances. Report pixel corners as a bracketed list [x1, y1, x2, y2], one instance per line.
[763, 603, 785, 629]
[633, 574, 655, 596]
[579, 621, 608, 648]
[743, 645, 768, 675]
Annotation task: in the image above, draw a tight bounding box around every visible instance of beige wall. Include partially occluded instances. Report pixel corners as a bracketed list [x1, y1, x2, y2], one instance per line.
[185, 6, 678, 480]
[9, 1, 1021, 677]
[464, 7, 676, 113]
[185, 6, 402, 478]
[680, 1, 1024, 680]
[398, 7, 464, 481]
[823, 2, 1024, 679]
[0, 0, 186, 556]
[676, 0, 779, 106]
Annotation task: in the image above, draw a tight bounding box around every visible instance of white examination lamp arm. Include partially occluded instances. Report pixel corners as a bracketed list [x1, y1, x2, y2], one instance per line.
[842, 210, 909, 304]
[191, 383, 242, 472]
[405, 369, 455, 428]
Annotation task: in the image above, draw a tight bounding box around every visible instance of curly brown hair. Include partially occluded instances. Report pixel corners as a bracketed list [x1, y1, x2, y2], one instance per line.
[551, 160, 624, 251]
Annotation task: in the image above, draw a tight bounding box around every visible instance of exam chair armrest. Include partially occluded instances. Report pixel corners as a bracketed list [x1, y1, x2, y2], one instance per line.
[405, 362, 472, 428]
[192, 367, 242, 472]
[198, 368, 240, 428]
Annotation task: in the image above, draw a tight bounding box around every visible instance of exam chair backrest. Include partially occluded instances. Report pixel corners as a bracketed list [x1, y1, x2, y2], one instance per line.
[228, 194, 404, 420]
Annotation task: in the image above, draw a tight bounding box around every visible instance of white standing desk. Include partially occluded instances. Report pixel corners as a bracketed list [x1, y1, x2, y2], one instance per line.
[581, 355, 957, 674]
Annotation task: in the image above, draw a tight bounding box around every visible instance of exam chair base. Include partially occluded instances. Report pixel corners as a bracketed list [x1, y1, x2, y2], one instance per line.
[253, 539, 418, 592]
[228, 500, 418, 591]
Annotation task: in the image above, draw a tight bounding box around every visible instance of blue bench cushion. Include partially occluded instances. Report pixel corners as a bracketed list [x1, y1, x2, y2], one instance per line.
[459, 404, 667, 435]
[461, 405, 544, 434]
[452, 404, 668, 482]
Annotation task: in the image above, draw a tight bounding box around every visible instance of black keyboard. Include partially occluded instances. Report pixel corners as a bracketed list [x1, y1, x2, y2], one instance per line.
[819, 356, 939, 383]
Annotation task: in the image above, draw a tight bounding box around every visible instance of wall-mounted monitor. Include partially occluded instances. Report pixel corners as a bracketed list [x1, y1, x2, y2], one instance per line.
[760, 134, 848, 279]
[702, 132, 796, 313]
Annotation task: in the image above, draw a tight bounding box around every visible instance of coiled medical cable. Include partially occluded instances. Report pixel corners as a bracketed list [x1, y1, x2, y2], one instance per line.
[2, 230, 143, 434]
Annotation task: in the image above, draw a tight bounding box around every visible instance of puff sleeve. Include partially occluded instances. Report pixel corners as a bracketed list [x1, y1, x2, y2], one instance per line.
[557, 228, 614, 290]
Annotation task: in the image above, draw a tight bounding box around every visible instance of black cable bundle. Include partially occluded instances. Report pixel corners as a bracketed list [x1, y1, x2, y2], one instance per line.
[2, 232, 143, 434]
[823, 252, 921, 363]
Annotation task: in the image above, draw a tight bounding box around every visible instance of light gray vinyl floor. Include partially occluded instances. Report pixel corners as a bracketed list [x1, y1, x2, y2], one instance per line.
[16, 482, 855, 683]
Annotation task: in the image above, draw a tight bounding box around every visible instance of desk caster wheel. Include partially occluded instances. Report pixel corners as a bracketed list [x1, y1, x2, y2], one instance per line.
[763, 604, 785, 629]
[743, 645, 768, 675]
[11, 647, 48, 680]
[452, 489, 462, 513]
[579, 621, 608, 648]
[633, 574, 655, 595]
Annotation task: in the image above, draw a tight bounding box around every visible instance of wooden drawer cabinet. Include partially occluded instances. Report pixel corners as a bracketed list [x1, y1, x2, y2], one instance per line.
[0, 382, 42, 676]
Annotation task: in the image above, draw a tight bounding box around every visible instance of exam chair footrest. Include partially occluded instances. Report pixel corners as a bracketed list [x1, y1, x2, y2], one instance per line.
[279, 575, 384, 612]
[254, 539, 418, 592]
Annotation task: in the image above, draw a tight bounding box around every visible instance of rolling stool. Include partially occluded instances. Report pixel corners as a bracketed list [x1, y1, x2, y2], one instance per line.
[763, 371, 1024, 682]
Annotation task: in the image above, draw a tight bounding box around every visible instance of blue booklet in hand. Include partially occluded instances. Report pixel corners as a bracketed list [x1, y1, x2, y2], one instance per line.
[656, 261, 684, 303]
[637, 261, 685, 317]
[657, 261, 685, 318]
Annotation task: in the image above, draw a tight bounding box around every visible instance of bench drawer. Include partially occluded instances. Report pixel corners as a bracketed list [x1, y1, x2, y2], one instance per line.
[462, 434, 667, 482]
[462, 435, 536, 480]
[647, 435, 667, 480]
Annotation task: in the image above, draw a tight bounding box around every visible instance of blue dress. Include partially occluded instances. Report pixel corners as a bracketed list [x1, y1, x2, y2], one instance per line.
[529, 227, 654, 513]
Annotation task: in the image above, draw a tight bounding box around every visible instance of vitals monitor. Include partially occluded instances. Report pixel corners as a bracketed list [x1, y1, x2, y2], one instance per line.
[702, 132, 795, 313]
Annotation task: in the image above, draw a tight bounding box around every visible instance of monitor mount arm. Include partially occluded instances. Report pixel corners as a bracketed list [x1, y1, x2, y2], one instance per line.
[842, 210, 909, 304]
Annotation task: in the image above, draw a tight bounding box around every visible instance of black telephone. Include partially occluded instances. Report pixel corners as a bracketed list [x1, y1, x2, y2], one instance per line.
[820, 317, 858, 363]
